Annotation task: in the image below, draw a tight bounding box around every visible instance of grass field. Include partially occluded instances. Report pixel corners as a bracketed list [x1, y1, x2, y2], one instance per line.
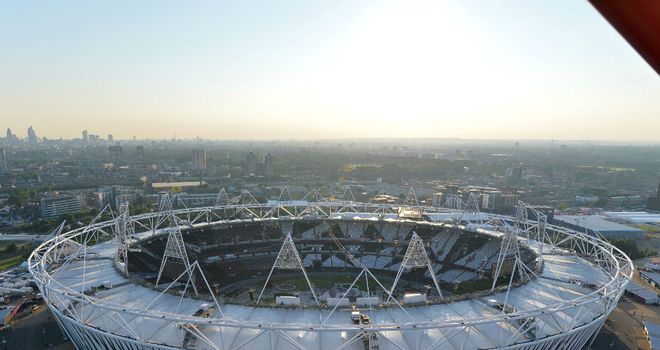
[0, 241, 36, 270]
[269, 273, 390, 291]
[0, 254, 25, 270]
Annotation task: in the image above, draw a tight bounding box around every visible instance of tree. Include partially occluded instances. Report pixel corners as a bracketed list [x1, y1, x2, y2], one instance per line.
[5, 242, 17, 254]
[7, 189, 34, 208]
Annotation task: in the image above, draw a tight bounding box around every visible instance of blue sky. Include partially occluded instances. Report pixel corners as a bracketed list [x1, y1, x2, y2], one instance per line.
[1, 1, 658, 140]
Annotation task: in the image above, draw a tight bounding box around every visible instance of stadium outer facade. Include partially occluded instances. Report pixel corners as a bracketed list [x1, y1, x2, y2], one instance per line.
[28, 190, 632, 350]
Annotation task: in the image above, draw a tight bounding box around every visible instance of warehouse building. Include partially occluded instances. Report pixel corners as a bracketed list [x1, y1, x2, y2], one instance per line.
[554, 215, 645, 240]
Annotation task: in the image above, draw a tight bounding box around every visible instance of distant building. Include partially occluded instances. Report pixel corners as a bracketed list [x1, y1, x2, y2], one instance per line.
[246, 152, 257, 175]
[264, 153, 274, 177]
[505, 166, 523, 181]
[92, 185, 143, 209]
[82, 130, 89, 147]
[609, 195, 642, 207]
[91, 188, 112, 209]
[150, 181, 206, 192]
[5, 128, 13, 145]
[554, 215, 645, 240]
[522, 205, 555, 223]
[444, 194, 463, 209]
[648, 181, 660, 211]
[109, 145, 122, 162]
[27, 126, 38, 146]
[136, 145, 145, 159]
[108, 134, 114, 143]
[479, 191, 520, 213]
[207, 158, 218, 176]
[40, 194, 82, 218]
[192, 148, 207, 171]
[114, 193, 141, 209]
[174, 193, 217, 208]
[625, 281, 658, 304]
[575, 195, 599, 205]
[0, 148, 6, 173]
[431, 192, 444, 207]
[604, 211, 660, 225]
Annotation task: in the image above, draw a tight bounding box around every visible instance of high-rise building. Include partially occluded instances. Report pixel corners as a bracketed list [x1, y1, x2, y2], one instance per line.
[246, 152, 257, 175]
[648, 180, 660, 211]
[82, 130, 89, 147]
[5, 129, 12, 145]
[264, 153, 274, 177]
[27, 126, 38, 146]
[136, 145, 145, 158]
[108, 134, 114, 143]
[0, 148, 7, 172]
[109, 145, 122, 162]
[192, 148, 207, 171]
[207, 158, 217, 176]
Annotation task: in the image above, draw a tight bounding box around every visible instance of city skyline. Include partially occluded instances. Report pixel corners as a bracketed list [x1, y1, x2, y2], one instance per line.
[5, 124, 660, 144]
[1, 1, 659, 141]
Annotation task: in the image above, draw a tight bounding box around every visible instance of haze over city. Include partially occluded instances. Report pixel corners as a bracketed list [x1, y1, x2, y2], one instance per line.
[1, 0, 659, 141]
[2, 1, 660, 350]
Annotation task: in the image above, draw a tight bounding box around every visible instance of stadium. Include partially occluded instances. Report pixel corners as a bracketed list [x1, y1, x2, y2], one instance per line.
[28, 188, 632, 350]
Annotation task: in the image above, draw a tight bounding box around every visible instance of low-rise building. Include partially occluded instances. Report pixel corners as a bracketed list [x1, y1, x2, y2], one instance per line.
[554, 214, 645, 240]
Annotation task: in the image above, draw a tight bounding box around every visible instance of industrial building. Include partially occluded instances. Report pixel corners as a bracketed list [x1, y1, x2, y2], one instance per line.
[624, 281, 659, 304]
[554, 215, 645, 240]
[603, 211, 660, 225]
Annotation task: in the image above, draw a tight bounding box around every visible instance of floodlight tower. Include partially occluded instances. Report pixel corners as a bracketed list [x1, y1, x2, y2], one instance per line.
[156, 194, 197, 294]
[464, 192, 480, 213]
[389, 232, 443, 300]
[214, 188, 229, 207]
[403, 187, 420, 206]
[490, 203, 536, 304]
[257, 234, 319, 305]
[115, 202, 132, 276]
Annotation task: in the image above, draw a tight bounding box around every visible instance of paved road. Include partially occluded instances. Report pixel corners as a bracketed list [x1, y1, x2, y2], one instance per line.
[0, 233, 49, 242]
[1, 306, 73, 350]
[590, 297, 653, 350]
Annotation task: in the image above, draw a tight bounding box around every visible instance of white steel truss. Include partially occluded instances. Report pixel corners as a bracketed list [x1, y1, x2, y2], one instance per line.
[114, 201, 132, 276]
[156, 194, 197, 295]
[464, 192, 480, 213]
[336, 185, 359, 213]
[443, 194, 463, 210]
[257, 234, 319, 305]
[27, 196, 633, 350]
[214, 188, 230, 207]
[490, 203, 538, 308]
[404, 187, 420, 206]
[389, 232, 443, 300]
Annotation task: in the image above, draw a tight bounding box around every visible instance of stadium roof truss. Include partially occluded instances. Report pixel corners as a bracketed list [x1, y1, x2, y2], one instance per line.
[28, 189, 633, 350]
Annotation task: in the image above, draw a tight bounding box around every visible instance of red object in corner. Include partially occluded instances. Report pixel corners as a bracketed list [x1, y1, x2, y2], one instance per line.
[589, 0, 660, 75]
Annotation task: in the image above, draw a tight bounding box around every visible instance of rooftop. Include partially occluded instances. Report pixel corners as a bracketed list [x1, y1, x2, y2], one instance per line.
[604, 211, 660, 225]
[554, 215, 644, 234]
[151, 181, 206, 189]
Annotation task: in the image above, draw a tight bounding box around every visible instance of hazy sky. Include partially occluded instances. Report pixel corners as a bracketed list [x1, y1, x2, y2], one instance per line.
[1, 1, 659, 141]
